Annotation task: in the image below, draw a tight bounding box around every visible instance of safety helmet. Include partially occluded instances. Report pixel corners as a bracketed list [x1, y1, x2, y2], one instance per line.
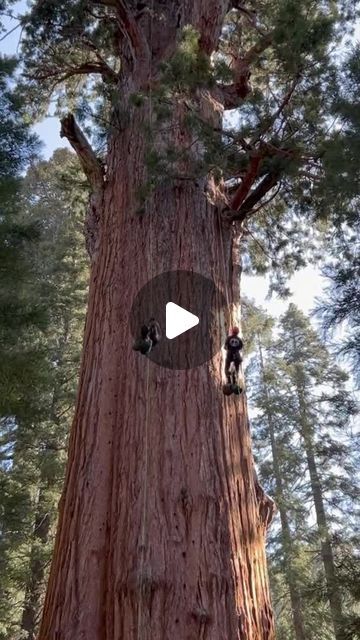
[231, 326, 240, 335]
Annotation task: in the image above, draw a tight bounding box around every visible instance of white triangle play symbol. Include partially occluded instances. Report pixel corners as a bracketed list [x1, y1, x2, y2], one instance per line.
[166, 302, 199, 340]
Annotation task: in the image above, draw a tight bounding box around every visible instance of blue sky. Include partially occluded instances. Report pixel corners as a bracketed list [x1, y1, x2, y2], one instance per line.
[0, 1, 71, 157]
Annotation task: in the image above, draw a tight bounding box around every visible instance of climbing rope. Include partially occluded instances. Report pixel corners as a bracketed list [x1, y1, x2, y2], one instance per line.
[216, 208, 232, 386]
[217, 208, 231, 327]
[137, 3, 154, 639]
[217, 207, 231, 317]
[216, 208, 245, 395]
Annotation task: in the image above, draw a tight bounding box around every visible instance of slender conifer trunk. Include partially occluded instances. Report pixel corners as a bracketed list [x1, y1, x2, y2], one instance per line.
[22, 484, 51, 640]
[292, 340, 344, 640]
[299, 419, 344, 640]
[258, 342, 307, 640]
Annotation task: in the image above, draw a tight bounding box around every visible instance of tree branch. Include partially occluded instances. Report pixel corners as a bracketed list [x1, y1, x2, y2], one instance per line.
[216, 60, 251, 108]
[115, 0, 150, 66]
[225, 171, 280, 223]
[215, 33, 273, 109]
[230, 153, 263, 210]
[243, 32, 273, 65]
[93, 0, 118, 5]
[60, 114, 104, 192]
[33, 61, 118, 84]
[251, 73, 301, 145]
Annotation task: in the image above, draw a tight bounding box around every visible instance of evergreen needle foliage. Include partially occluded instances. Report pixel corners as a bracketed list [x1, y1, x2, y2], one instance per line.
[0, 0, 359, 637]
[245, 303, 360, 640]
[0, 142, 89, 638]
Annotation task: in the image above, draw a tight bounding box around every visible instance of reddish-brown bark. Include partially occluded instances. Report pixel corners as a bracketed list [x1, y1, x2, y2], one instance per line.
[231, 155, 263, 212]
[38, 3, 275, 638]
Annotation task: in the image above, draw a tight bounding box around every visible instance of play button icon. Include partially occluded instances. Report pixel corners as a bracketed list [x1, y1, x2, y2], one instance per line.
[166, 303, 199, 339]
[130, 270, 227, 370]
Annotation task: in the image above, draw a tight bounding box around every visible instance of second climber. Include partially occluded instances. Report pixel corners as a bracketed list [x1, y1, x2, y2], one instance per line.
[223, 326, 243, 394]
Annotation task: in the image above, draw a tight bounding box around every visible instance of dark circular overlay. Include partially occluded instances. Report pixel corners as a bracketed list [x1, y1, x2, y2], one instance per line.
[130, 270, 227, 370]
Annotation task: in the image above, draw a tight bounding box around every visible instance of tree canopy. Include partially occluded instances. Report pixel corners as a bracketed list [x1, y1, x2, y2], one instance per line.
[10, 0, 357, 285]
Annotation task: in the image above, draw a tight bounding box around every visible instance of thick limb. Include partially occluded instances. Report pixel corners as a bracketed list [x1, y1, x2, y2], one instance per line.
[60, 114, 104, 191]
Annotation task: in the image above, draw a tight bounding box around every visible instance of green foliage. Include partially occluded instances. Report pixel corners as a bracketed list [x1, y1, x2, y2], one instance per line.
[241, 298, 275, 354]
[160, 26, 213, 92]
[272, 0, 335, 73]
[1, 2, 359, 636]
[0, 55, 39, 195]
[245, 304, 360, 639]
[312, 46, 360, 383]
[15, 0, 358, 279]
[0, 149, 89, 639]
[316, 247, 360, 385]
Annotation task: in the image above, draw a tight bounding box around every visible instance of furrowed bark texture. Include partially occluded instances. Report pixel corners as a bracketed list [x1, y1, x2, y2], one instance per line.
[38, 3, 275, 638]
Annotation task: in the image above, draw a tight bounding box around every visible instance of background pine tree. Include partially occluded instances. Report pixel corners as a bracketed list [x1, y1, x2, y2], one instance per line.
[314, 46, 360, 384]
[0, 147, 89, 639]
[245, 304, 360, 640]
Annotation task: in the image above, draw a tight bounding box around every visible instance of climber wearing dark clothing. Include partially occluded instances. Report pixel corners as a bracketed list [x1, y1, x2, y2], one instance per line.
[133, 318, 161, 355]
[224, 326, 243, 383]
[148, 318, 161, 348]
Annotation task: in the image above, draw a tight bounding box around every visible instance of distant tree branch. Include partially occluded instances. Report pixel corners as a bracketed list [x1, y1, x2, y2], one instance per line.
[215, 33, 273, 109]
[243, 32, 273, 65]
[93, 0, 118, 5]
[60, 114, 104, 192]
[224, 138, 299, 222]
[81, 37, 120, 80]
[251, 73, 301, 144]
[233, 4, 268, 37]
[230, 153, 263, 210]
[0, 21, 22, 43]
[31, 61, 118, 84]
[248, 182, 282, 216]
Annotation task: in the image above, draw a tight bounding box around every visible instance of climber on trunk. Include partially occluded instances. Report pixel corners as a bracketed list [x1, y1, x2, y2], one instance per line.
[133, 318, 161, 355]
[223, 327, 243, 396]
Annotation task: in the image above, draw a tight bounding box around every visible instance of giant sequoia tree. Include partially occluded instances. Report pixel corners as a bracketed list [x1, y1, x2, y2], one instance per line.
[13, 1, 356, 638]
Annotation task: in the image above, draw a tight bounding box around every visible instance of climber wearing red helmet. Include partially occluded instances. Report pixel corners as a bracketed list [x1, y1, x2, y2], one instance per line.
[224, 326, 243, 385]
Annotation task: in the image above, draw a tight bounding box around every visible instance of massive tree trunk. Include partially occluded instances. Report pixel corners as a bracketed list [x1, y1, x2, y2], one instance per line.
[38, 3, 275, 638]
[258, 343, 307, 640]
